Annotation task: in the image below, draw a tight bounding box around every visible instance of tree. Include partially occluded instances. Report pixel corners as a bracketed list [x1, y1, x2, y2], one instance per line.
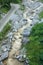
[0, 0, 22, 5]
[25, 22, 43, 65]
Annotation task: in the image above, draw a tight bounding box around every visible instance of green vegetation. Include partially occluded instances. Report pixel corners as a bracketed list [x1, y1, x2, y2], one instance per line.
[0, 6, 10, 13]
[25, 23, 43, 65]
[39, 0, 43, 2]
[20, 5, 25, 11]
[0, 15, 2, 19]
[0, 0, 22, 6]
[0, 0, 22, 13]
[0, 22, 11, 40]
[39, 11, 43, 19]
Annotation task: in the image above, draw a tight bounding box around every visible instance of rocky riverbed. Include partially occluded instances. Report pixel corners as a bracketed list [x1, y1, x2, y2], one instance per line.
[0, 0, 43, 65]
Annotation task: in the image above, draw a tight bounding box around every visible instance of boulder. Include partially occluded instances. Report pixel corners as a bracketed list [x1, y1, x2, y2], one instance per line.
[0, 61, 4, 65]
[21, 37, 29, 44]
[1, 51, 8, 61]
[21, 30, 30, 37]
[1, 44, 11, 52]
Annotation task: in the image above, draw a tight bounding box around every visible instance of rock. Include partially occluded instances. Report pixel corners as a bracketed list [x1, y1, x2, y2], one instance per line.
[12, 37, 15, 41]
[1, 51, 8, 61]
[0, 61, 4, 65]
[12, 21, 21, 31]
[1, 44, 11, 52]
[7, 32, 13, 38]
[20, 18, 28, 26]
[21, 29, 30, 37]
[21, 37, 29, 44]
[11, 14, 20, 21]
[17, 55, 25, 62]
[41, 19, 43, 22]
[24, 59, 29, 65]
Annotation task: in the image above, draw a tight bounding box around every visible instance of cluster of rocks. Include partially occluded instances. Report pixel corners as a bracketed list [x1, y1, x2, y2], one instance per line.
[19, 1, 43, 65]
[0, 5, 25, 65]
[0, 0, 43, 65]
[23, 0, 42, 9]
[11, 18, 28, 32]
[23, 0, 43, 23]
[12, 47, 29, 65]
[0, 32, 14, 65]
[15, 54, 29, 65]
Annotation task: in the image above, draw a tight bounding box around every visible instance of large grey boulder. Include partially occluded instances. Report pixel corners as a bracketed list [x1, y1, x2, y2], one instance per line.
[1, 51, 8, 61]
[1, 44, 11, 52]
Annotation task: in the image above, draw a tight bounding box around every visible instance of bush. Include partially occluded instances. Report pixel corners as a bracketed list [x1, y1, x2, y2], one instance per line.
[0, 22, 11, 40]
[39, 11, 43, 19]
[39, 0, 43, 2]
[25, 22, 43, 65]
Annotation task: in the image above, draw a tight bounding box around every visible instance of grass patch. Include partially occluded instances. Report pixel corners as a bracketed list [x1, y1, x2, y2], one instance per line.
[39, 11, 43, 19]
[0, 21, 11, 40]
